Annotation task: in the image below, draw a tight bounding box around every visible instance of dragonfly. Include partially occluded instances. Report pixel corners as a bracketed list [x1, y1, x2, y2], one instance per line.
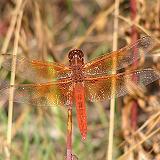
[0, 36, 160, 140]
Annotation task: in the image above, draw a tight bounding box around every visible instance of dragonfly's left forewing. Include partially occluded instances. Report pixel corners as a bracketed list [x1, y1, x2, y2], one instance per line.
[84, 69, 160, 102]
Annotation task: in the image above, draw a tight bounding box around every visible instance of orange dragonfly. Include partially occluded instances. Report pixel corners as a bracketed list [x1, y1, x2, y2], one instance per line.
[0, 36, 160, 140]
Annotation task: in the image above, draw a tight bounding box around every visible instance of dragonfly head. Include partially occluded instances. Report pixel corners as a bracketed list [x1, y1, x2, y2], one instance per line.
[68, 49, 84, 67]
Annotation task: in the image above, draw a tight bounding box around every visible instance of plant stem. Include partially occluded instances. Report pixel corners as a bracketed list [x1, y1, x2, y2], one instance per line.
[66, 106, 73, 160]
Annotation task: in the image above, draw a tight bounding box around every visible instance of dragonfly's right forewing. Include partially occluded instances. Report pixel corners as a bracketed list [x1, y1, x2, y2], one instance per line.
[0, 80, 73, 107]
[84, 36, 156, 77]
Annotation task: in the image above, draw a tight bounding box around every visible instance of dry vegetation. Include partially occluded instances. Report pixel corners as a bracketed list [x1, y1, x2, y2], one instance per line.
[0, 0, 160, 160]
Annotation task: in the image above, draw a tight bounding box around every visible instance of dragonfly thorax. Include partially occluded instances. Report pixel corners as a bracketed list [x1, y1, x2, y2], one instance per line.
[68, 49, 84, 82]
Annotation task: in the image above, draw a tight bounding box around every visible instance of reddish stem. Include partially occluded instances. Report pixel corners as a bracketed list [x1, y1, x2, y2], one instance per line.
[130, 101, 138, 130]
[66, 107, 73, 160]
[130, 0, 138, 130]
[0, 21, 8, 36]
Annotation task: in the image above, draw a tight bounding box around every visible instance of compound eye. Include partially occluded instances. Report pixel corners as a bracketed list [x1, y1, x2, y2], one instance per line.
[68, 50, 74, 59]
[79, 50, 84, 58]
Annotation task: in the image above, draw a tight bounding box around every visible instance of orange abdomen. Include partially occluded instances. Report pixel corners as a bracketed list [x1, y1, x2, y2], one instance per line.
[74, 83, 87, 140]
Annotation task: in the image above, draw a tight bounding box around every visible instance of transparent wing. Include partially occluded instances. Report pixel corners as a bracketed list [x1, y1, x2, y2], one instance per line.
[0, 80, 73, 107]
[84, 69, 160, 102]
[0, 54, 71, 83]
[84, 36, 156, 76]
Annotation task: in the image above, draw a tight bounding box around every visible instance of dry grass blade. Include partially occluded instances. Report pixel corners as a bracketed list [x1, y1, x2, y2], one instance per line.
[1, 0, 23, 53]
[107, 0, 119, 160]
[133, 110, 160, 136]
[117, 127, 160, 160]
[5, 1, 25, 159]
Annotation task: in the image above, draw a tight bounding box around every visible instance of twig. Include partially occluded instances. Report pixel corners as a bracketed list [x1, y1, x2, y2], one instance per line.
[107, 0, 119, 160]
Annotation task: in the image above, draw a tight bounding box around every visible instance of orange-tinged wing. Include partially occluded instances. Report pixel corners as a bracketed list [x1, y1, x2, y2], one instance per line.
[0, 79, 73, 107]
[0, 54, 71, 83]
[84, 36, 156, 76]
[84, 69, 160, 102]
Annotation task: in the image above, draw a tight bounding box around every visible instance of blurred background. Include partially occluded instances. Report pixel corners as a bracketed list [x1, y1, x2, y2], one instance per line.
[0, 0, 160, 160]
